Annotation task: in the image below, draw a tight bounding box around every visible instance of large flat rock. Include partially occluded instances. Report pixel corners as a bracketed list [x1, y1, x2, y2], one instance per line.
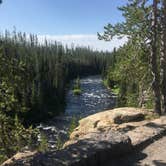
[68, 107, 148, 142]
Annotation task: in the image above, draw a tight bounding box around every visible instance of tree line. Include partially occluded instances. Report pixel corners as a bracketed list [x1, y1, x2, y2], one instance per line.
[0, 29, 112, 161]
[1, 0, 166, 162]
[0, 30, 111, 125]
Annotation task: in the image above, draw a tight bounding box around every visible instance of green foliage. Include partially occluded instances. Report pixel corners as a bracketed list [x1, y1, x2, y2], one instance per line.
[126, 93, 139, 107]
[0, 30, 112, 163]
[143, 94, 154, 109]
[98, 0, 151, 42]
[104, 41, 151, 107]
[73, 89, 82, 95]
[0, 113, 39, 164]
[38, 133, 48, 152]
[56, 136, 64, 150]
[102, 79, 108, 87]
[99, 0, 166, 114]
[73, 77, 81, 89]
[144, 112, 159, 120]
[98, 0, 154, 107]
[73, 77, 82, 95]
[0, 30, 111, 124]
[68, 116, 78, 137]
[111, 85, 120, 95]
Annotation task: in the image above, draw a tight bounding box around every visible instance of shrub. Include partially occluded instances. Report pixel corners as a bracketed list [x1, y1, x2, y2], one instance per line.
[0, 113, 39, 164]
[73, 89, 82, 95]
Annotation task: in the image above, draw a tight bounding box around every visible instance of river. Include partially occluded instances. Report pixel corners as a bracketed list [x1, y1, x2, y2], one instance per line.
[37, 75, 116, 150]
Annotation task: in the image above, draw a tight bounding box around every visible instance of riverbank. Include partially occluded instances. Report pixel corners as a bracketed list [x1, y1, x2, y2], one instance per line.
[2, 107, 166, 166]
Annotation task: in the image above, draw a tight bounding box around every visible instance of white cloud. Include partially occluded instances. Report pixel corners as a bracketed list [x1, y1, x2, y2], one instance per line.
[38, 34, 128, 52]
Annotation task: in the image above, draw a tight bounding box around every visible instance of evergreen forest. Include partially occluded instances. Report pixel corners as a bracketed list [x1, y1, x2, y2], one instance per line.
[0, 0, 166, 164]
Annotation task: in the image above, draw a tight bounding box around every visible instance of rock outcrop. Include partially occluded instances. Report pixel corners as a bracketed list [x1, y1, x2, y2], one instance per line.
[2, 130, 132, 166]
[1, 151, 37, 166]
[126, 116, 166, 148]
[65, 107, 166, 149]
[1, 107, 166, 166]
[65, 107, 150, 146]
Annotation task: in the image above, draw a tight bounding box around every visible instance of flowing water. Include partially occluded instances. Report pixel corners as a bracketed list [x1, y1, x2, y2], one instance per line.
[37, 75, 116, 149]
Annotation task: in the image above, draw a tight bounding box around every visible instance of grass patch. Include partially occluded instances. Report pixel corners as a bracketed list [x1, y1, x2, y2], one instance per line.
[73, 89, 82, 95]
[73, 76, 82, 95]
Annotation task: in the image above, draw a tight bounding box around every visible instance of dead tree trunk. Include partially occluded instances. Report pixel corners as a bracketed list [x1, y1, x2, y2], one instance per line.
[150, 0, 161, 115]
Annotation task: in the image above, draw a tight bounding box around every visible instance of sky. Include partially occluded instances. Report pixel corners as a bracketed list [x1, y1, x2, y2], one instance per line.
[0, 0, 127, 51]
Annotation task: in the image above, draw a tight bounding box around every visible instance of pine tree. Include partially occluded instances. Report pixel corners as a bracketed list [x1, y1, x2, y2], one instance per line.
[160, 0, 166, 113]
[98, 0, 162, 114]
[150, 0, 161, 114]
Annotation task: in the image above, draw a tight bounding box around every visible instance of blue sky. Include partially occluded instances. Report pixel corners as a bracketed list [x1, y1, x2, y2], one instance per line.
[0, 0, 127, 51]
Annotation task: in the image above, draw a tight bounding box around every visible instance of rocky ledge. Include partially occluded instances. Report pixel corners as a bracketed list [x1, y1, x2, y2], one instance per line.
[2, 107, 166, 166]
